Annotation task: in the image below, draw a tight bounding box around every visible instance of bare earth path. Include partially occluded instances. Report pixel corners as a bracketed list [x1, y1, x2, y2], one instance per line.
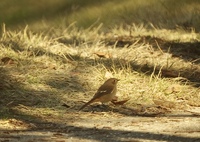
[0, 106, 199, 142]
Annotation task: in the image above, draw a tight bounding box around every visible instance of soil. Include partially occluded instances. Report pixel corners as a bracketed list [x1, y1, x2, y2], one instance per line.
[0, 105, 200, 142]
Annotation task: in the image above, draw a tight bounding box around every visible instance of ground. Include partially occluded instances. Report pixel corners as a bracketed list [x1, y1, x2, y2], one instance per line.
[0, 25, 200, 142]
[0, 107, 200, 142]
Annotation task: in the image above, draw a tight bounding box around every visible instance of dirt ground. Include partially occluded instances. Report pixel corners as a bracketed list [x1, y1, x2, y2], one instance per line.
[0, 105, 199, 142]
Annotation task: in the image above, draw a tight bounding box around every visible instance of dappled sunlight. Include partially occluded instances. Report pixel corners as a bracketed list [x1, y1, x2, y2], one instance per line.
[1, 1, 200, 141]
[0, 119, 31, 130]
[0, 117, 199, 141]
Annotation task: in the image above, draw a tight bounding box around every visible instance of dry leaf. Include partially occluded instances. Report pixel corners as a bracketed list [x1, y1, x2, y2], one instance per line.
[94, 52, 111, 58]
[111, 99, 129, 105]
[1, 57, 15, 65]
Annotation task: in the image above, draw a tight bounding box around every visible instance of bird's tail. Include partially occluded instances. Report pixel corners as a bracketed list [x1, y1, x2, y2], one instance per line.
[79, 98, 95, 111]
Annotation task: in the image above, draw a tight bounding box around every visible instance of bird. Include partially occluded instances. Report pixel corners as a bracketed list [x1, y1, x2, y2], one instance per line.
[79, 78, 119, 110]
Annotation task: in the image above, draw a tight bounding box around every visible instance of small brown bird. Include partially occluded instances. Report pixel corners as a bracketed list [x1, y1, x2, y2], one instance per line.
[79, 78, 119, 110]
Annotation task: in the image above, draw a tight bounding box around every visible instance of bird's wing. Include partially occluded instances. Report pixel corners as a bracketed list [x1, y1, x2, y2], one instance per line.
[93, 84, 114, 99]
[79, 87, 112, 111]
[79, 84, 115, 111]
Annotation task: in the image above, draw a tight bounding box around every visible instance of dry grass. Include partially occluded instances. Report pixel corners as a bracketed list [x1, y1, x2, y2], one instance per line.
[1, 0, 200, 32]
[0, 23, 200, 120]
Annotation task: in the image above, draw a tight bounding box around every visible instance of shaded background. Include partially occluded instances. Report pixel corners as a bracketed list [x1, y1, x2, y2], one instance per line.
[1, 0, 200, 31]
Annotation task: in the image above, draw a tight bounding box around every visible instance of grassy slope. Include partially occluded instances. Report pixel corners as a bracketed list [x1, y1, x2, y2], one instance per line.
[0, 23, 200, 120]
[0, 0, 199, 126]
[1, 0, 200, 31]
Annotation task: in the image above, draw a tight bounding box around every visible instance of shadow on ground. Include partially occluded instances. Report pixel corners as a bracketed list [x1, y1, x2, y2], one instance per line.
[1, 31, 200, 141]
[0, 117, 199, 142]
[104, 35, 200, 86]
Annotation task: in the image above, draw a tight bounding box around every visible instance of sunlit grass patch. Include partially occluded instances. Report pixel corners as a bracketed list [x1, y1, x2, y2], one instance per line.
[0, 22, 200, 121]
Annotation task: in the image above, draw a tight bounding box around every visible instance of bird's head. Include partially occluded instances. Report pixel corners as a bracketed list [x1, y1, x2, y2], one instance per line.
[106, 78, 119, 85]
